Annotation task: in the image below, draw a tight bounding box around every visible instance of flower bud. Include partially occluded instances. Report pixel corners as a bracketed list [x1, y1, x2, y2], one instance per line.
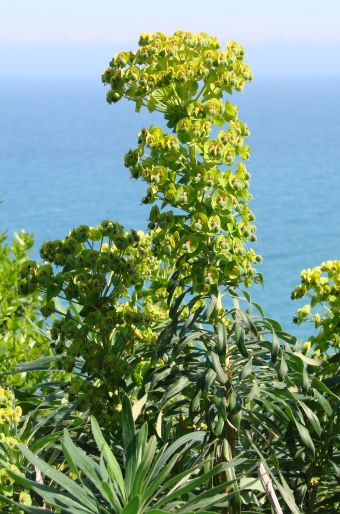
[106, 90, 122, 104]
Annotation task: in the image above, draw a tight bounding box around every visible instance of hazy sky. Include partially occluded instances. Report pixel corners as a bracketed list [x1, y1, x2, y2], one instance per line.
[1, 0, 340, 76]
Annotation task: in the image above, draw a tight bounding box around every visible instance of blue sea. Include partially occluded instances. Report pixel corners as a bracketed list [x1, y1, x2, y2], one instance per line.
[1, 76, 339, 341]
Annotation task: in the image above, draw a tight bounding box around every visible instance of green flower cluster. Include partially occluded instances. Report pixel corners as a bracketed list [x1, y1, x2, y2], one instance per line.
[103, 31, 261, 292]
[0, 388, 32, 508]
[292, 260, 340, 354]
[17, 222, 170, 423]
[102, 30, 252, 113]
[0, 387, 21, 426]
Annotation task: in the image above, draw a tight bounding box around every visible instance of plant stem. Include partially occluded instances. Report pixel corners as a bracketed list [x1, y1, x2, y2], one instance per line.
[306, 483, 319, 514]
[188, 144, 197, 166]
[258, 463, 283, 514]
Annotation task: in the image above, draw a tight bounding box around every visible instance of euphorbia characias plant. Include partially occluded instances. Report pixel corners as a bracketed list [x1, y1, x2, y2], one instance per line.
[17, 31, 320, 512]
[102, 31, 320, 512]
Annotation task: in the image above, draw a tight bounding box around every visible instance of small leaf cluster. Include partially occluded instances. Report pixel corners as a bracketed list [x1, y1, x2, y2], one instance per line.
[292, 260, 340, 355]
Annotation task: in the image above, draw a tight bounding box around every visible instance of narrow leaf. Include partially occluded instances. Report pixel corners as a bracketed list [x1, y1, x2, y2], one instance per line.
[237, 310, 258, 337]
[16, 444, 97, 510]
[278, 353, 288, 381]
[271, 331, 280, 363]
[121, 495, 140, 514]
[240, 358, 253, 380]
[210, 352, 228, 384]
[247, 379, 260, 403]
[216, 321, 227, 353]
[203, 294, 218, 320]
[313, 388, 332, 416]
[298, 401, 322, 436]
[122, 394, 137, 498]
[156, 410, 163, 438]
[132, 394, 147, 421]
[293, 351, 324, 366]
[162, 376, 190, 404]
[91, 416, 125, 503]
[294, 420, 315, 460]
[235, 324, 249, 358]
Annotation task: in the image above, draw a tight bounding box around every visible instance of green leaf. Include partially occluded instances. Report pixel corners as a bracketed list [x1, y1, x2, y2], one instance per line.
[190, 390, 202, 415]
[62, 430, 112, 505]
[121, 495, 140, 514]
[155, 460, 246, 510]
[169, 290, 187, 321]
[214, 388, 227, 421]
[293, 351, 324, 366]
[250, 410, 286, 438]
[298, 401, 322, 436]
[147, 96, 157, 113]
[247, 379, 261, 402]
[203, 293, 218, 320]
[179, 306, 204, 338]
[240, 358, 253, 380]
[237, 309, 258, 337]
[294, 420, 315, 460]
[235, 324, 249, 358]
[256, 398, 290, 424]
[132, 394, 147, 421]
[166, 270, 180, 304]
[312, 377, 338, 399]
[210, 352, 228, 384]
[91, 416, 126, 502]
[156, 410, 163, 438]
[313, 388, 333, 416]
[162, 376, 190, 404]
[251, 301, 265, 317]
[150, 431, 204, 482]
[133, 436, 157, 498]
[302, 366, 310, 393]
[122, 394, 137, 498]
[216, 321, 227, 353]
[271, 330, 280, 363]
[16, 444, 98, 510]
[278, 353, 288, 381]
[30, 432, 63, 454]
[0, 497, 47, 514]
[11, 356, 60, 373]
[7, 470, 97, 514]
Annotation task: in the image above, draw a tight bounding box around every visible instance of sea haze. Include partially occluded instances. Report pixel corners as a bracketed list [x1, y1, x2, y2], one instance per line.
[1, 76, 339, 341]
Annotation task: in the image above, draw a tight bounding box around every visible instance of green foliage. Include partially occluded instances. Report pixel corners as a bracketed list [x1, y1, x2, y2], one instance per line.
[0, 386, 71, 511]
[292, 260, 340, 356]
[6, 396, 251, 513]
[287, 262, 340, 512]
[0, 386, 31, 511]
[0, 231, 51, 388]
[10, 30, 339, 513]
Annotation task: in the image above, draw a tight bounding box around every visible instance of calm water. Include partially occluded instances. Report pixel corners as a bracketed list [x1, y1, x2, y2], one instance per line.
[1, 76, 339, 340]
